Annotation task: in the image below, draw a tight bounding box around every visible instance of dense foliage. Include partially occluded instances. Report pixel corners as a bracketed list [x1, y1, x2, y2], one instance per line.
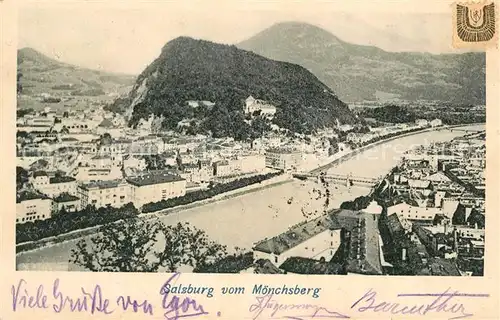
[124, 37, 356, 137]
[71, 220, 228, 272]
[142, 171, 283, 213]
[16, 203, 138, 244]
[360, 104, 485, 125]
[193, 252, 254, 273]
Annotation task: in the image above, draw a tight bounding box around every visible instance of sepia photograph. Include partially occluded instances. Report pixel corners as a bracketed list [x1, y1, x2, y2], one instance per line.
[14, 2, 486, 277]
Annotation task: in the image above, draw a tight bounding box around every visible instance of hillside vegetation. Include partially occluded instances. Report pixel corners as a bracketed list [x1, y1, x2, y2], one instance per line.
[119, 37, 356, 138]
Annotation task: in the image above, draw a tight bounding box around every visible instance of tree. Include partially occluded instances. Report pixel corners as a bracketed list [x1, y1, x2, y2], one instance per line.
[16, 166, 28, 190]
[70, 219, 227, 272]
[452, 203, 467, 225]
[100, 133, 113, 145]
[17, 72, 23, 94]
[466, 208, 485, 229]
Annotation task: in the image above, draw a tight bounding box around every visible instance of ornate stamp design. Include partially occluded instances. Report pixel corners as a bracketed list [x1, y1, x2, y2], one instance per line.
[453, 1, 498, 49]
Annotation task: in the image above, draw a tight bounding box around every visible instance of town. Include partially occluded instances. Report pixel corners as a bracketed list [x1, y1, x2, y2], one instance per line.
[15, 92, 485, 276]
[252, 130, 485, 276]
[16, 96, 446, 223]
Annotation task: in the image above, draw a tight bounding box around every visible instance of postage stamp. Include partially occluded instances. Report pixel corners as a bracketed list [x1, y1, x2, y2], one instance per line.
[1, 0, 499, 319]
[453, 0, 498, 49]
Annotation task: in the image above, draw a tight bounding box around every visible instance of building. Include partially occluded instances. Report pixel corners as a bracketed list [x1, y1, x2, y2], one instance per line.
[253, 207, 384, 275]
[31, 172, 78, 197]
[52, 193, 81, 213]
[415, 119, 429, 127]
[78, 180, 131, 209]
[244, 96, 277, 117]
[16, 191, 52, 224]
[123, 155, 147, 172]
[212, 160, 237, 177]
[238, 154, 266, 173]
[430, 119, 443, 127]
[387, 202, 442, 223]
[73, 166, 123, 182]
[265, 148, 302, 171]
[126, 172, 186, 207]
[253, 214, 343, 267]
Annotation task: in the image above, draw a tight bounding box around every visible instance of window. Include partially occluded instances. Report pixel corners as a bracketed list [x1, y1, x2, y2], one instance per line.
[274, 256, 278, 263]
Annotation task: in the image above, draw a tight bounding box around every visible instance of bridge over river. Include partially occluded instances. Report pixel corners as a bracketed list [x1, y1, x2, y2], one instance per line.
[293, 172, 380, 187]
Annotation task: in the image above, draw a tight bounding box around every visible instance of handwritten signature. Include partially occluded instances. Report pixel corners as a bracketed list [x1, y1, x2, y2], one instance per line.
[249, 293, 350, 319]
[11, 274, 209, 320]
[161, 273, 209, 320]
[351, 288, 488, 319]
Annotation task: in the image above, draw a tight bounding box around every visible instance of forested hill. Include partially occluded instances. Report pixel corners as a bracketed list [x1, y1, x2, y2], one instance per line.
[120, 36, 357, 137]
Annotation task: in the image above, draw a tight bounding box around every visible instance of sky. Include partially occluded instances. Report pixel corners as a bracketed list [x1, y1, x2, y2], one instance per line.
[18, 0, 464, 75]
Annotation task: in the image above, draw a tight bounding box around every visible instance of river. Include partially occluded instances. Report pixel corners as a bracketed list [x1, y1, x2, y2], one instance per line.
[16, 125, 484, 271]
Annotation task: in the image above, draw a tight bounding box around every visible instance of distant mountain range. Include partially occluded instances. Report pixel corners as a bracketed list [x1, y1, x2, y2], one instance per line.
[17, 48, 136, 109]
[121, 36, 356, 137]
[238, 22, 486, 105]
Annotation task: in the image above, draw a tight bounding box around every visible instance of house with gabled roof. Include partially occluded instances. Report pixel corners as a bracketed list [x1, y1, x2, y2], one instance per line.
[253, 205, 385, 275]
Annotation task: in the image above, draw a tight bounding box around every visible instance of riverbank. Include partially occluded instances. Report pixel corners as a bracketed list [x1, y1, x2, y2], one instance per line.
[16, 173, 294, 253]
[15, 123, 484, 254]
[16, 124, 484, 270]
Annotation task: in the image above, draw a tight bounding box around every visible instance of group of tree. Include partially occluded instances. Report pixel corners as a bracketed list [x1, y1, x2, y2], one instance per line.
[124, 37, 357, 138]
[16, 166, 29, 191]
[359, 104, 485, 125]
[16, 203, 139, 244]
[70, 219, 230, 272]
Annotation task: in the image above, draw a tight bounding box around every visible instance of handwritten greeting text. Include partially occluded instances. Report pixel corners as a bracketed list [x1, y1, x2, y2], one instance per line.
[11, 274, 210, 320]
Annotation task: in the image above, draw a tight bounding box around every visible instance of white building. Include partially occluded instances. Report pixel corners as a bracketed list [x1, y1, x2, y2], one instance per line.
[244, 96, 277, 117]
[415, 119, 429, 127]
[16, 193, 52, 224]
[126, 172, 186, 207]
[73, 166, 123, 182]
[265, 148, 302, 171]
[238, 154, 266, 173]
[430, 119, 443, 127]
[253, 218, 342, 266]
[30, 172, 78, 197]
[388, 202, 442, 223]
[78, 180, 131, 209]
[123, 155, 147, 172]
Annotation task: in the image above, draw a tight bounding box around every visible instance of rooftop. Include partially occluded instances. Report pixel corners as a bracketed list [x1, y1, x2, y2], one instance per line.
[53, 193, 80, 203]
[98, 119, 114, 128]
[126, 171, 185, 187]
[49, 176, 76, 184]
[80, 179, 126, 190]
[16, 190, 50, 203]
[33, 170, 48, 178]
[279, 257, 343, 275]
[253, 212, 343, 255]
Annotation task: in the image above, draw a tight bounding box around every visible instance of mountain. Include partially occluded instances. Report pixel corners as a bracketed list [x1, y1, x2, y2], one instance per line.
[238, 22, 486, 105]
[122, 36, 357, 137]
[17, 48, 136, 110]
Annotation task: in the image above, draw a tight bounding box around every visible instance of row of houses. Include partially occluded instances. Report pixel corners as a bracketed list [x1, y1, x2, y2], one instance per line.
[16, 170, 187, 224]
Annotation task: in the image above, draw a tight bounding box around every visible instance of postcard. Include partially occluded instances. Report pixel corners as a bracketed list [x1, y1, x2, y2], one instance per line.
[0, 0, 499, 319]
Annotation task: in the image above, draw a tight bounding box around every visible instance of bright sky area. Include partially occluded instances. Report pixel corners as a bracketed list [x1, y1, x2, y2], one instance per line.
[18, 0, 465, 75]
